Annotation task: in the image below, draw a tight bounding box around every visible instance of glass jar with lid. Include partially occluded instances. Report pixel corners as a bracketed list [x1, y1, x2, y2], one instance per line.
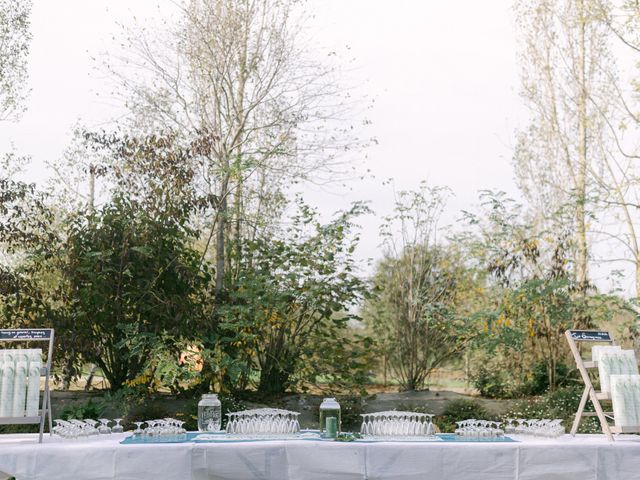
[198, 393, 222, 432]
[319, 397, 341, 438]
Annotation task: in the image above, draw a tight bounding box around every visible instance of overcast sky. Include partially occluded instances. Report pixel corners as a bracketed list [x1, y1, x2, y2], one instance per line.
[2, 0, 540, 280]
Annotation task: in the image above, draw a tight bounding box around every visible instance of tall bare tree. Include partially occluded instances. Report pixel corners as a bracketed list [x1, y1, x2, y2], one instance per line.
[580, 0, 640, 298]
[513, 0, 613, 291]
[104, 0, 364, 296]
[0, 0, 31, 122]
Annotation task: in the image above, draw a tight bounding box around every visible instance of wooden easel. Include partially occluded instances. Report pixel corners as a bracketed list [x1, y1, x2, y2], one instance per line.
[565, 329, 640, 441]
[0, 328, 54, 443]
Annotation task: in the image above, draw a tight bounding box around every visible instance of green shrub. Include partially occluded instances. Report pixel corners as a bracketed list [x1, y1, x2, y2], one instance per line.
[336, 395, 364, 431]
[503, 386, 600, 434]
[470, 365, 512, 399]
[516, 361, 573, 397]
[129, 402, 172, 423]
[437, 399, 489, 433]
[0, 424, 40, 434]
[396, 402, 430, 415]
[122, 394, 183, 429]
[59, 399, 106, 420]
[471, 358, 575, 399]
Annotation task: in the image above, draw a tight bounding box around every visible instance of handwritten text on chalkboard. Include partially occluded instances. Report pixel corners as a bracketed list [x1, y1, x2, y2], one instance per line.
[0, 329, 52, 340]
[569, 330, 612, 342]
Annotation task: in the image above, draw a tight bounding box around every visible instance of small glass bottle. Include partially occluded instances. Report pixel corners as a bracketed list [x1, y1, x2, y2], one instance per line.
[319, 397, 341, 438]
[198, 393, 222, 432]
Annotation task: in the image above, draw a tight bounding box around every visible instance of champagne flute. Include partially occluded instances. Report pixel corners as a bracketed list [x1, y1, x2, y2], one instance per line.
[133, 422, 144, 436]
[426, 414, 435, 436]
[112, 418, 124, 434]
[98, 418, 112, 434]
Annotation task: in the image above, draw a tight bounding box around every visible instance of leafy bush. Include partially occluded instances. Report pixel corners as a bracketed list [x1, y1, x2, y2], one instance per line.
[129, 402, 172, 423]
[62, 195, 211, 392]
[59, 399, 106, 420]
[470, 365, 512, 399]
[437, 399, 489, 433]
[0, 424, 41, 434]
[468, 345, 526, 399]
[296, 332, 375, 396]
[502, 386, 600, 434]
[217, 199, 370, 396]
[336, 395, 364, 431]
[363, 185, 476, 392]
[396, 402, 431, 415]
[470, 352, 575, 399]
[517, 361, 573, 397]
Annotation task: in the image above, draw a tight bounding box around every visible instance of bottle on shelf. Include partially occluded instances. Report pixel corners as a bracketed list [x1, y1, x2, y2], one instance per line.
[0, 360, 15, 418]
[11, 360, 27, 417]
[26, 360, 41, 417]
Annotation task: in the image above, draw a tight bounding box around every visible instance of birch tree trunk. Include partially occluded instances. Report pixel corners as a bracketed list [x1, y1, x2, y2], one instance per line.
[575, 0, 589, 291]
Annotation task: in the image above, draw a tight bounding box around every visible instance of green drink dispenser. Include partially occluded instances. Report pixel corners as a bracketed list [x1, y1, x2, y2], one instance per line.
[319, 397, 341, 438]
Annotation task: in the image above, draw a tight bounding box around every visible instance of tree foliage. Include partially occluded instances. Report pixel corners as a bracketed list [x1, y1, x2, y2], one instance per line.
[3, 0, 639, 404]
[105, 0, 366, 297]
[514, 0, 613, 291]
[0, 164, 59, 327]
[363, 184, 475, 391]
[61, 195, 211, 391]
[216, 199, 372, 395]
[463, 191, 614, 393]
[0, 0, 31, 121]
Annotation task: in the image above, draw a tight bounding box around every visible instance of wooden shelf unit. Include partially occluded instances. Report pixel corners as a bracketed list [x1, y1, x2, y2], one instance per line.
[0, 329, 54, 443]
[565, 329, 640, 442]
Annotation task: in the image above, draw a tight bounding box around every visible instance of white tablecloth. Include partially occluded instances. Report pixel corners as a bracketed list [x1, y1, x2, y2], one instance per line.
[1, 434, 640, 480]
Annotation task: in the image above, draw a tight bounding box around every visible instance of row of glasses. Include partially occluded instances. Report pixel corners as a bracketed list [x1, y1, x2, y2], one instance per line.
[454, 419, 504, 438]
[132, 418, 187, 437]
[98, 418, 124, 434]
[504, 418, 564, 438]
[53, 419, 97, 439]
[53, 418, 123, 439]
[360, 411, 436, 438]
[226, 408, 300, 436]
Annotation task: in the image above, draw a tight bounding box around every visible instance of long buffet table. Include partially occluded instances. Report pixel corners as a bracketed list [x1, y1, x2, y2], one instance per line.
[1, 433, 640, 480]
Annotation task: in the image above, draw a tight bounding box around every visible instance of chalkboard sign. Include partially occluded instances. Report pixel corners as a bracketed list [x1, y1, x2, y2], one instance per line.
[569, 330, 612, 342]
[0, 329, 53, 340]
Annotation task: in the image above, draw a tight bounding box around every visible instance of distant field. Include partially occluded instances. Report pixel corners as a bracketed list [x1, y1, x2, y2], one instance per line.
[365, 368, 475, 395]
